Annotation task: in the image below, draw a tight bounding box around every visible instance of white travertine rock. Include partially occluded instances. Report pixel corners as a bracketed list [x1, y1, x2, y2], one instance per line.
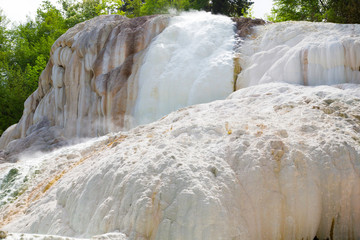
[236, 21, 360, 89]
[1, 83, 359, 240]
[51, 66, 65, 88]
[3, 232, 126, 240]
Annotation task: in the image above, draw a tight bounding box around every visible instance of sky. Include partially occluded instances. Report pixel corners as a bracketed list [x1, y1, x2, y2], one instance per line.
[0, 0, 59, 25]
[0, 0, 274, 25]
[252, 0, 274, 19]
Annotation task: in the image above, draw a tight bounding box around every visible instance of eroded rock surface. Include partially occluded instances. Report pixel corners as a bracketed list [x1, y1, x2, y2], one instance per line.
[232, 17, 266, 38]
[3, 118, 67, 162]
[0, 14, 169, 151]
[236, 21, 360, 88]
[1, 83, 359, 240]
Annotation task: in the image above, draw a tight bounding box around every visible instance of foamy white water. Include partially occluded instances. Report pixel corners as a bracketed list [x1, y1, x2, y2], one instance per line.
[132, 11, 235, 126]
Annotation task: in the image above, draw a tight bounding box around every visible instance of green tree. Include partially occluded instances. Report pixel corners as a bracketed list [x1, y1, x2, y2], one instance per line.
[0, 10, 10, 136]
[0, 9, 8, 56]
[326, 0, 360, 23]
[96, 0, 127, 15]
[270, 0, 360, 23]
[188, 0, 210, 11]
[211, 0, 253, 17]
[9, 1, 66, 71]
[60, 0, 102, 27]
[0, 63, 35, 136]
[140, 0, 191, 16]
[270, 0, 324, 22]
[120, 0, 143, 17]
[0, 2, 68, 136]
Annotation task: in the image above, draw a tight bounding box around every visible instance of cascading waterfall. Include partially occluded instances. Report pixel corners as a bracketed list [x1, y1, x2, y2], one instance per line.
[132, 11, 235, 126]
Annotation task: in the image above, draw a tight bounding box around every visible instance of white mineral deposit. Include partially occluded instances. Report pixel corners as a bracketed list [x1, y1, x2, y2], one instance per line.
[0, 11, 359, 240]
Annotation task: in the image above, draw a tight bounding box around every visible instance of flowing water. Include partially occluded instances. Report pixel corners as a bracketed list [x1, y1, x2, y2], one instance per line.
[132, 11, 235, 126]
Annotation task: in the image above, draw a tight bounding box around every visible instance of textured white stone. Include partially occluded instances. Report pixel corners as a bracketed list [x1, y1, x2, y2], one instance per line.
[1, 83, 359, 240]
[236, 21, 360, 88]
[3, 232, 126, 239]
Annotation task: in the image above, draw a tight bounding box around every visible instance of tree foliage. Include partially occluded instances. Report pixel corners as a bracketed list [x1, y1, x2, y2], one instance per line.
[211, 0, 253, 17]
[270, 0, 360, 23]
[326, 0, 360, 23]
[60, 0, 104, 27]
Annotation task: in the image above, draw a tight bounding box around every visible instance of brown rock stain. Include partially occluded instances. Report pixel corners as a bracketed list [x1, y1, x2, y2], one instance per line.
[233, 54, 242, 91]
[270, 140, 286, 173]
[302, 49, 309, 86]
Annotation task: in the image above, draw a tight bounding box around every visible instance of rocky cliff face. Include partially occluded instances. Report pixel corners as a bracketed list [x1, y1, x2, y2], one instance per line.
[0, 14, 169, 153]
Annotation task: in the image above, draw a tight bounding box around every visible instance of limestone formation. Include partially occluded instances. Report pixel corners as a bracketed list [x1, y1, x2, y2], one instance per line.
[1, 83, 359, 240]
[236, 21, 360, 88]
[0, 14, 169, 151]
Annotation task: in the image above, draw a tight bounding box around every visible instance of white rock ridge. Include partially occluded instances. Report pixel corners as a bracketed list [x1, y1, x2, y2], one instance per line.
[236, 21, 360, 88]
[1, 83, 360, 240]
